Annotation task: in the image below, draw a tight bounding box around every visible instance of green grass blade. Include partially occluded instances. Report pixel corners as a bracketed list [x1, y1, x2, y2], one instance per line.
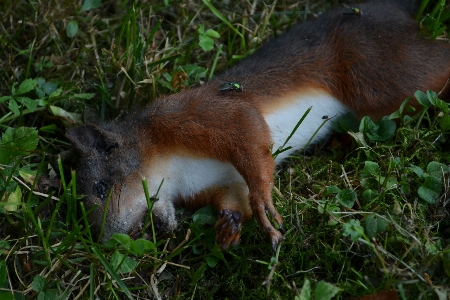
[91, 247, 133, 300]
[202, 0, 243, 38]
[272, 107, 311, 158]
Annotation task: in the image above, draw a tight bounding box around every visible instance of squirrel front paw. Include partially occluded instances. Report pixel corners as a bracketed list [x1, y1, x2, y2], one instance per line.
[214, 209, 243, 249]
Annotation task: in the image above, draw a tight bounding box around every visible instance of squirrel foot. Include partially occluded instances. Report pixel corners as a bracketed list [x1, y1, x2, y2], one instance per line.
[215, 209, 243, 249]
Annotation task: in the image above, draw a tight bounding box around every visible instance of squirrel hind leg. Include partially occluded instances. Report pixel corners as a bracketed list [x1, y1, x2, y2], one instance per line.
[235, 150, 284, 252]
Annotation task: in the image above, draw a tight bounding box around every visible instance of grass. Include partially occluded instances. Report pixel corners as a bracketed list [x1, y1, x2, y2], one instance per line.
[1, 0, 450, 299]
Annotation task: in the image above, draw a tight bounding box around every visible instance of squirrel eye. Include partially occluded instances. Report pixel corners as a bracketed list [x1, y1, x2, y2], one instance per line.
[104, 143, 118, 153]
[93, 180, 109, 200]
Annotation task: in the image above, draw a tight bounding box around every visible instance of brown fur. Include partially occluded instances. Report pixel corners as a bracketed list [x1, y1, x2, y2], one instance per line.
[66, 0, 450, 250]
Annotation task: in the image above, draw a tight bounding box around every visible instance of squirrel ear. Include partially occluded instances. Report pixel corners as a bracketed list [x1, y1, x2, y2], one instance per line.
[66, 124, 118, 155]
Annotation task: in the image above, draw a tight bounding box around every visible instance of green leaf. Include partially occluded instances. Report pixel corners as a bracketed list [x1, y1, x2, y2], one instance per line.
[36, 87, 45, 99]
[111, 233, 131, 250]
[111, 251, 137, 273]
[335, 189, 356, 208]
[331, 112, 359, 133]
[199, 35, 214, 51]
[2, 185, 22, 211]
[0, 127, 39, 164]
[418, 174, 442, 204]
[17, 97, 38, 112]
[426, 90, 439, 106]
[8, 98, 19, 115]
[0, 240, 10, 250]
[361, 161, 379, 177]
[82, 0, 101, 11]
[48, 88, 62, 98]
[360, 116, 396, 142]
[325, 185, 340, 195]
[402, 114, 414, 124]
[380, 176, 398, 189]
[426, 162, 449, 178]
[37, 289, 58, 300]
[299, 278, 311, 300]
[36, 77, 46, 86]
[415, 90, 431, 107]
[130, 239, 155, 256]
[425, 241, 438, 255]
[205, 256, 219, 268]
[0, 96, 12, 103]
[15, 79, 37, 95]
[37, 99, 47, 107]
[314, 281, 340, 300]
[49, 105, 82, 123]
[19, 165, 36, 185]
[42, 82, 58, 96]
[192, 205, 217, 225]
[342, 219, 363, 242]
[364, 214, 387, 239]
[439, 114, 450, 130]
[66, 20, 79, 38]
[197, 24, 205, 34]
[31, 275, 46, 292]
[375, 118, 396, 141]
[360, 161, 397, 189]
[359, 116, 377, 135]
[36, 77, 58, 98]
[408, 164, 424, 177]
[205, 29, 220, 38]
[388, 110, 401, 120]
[432, 98, 449, 113]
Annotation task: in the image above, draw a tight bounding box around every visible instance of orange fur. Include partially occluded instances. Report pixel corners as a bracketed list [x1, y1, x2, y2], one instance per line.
[66, 1, 450, 250]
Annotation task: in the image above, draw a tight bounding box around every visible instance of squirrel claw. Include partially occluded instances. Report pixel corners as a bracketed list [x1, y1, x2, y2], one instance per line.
[269, 230, 285, 252]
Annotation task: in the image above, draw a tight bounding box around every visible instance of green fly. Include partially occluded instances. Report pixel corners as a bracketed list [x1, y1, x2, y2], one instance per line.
[342, 4, 362, 16]
[219, 82, 243, 92]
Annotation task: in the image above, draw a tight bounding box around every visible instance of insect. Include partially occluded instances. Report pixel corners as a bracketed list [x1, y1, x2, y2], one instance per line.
[219, 82, 243, 92]
[342, 4, 362, 16]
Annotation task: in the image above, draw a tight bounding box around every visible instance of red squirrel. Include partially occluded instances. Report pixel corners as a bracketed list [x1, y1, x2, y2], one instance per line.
[66, 1, 450, 251]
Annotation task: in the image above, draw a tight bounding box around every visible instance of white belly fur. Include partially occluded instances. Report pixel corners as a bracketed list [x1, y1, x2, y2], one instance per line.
[147, 156, 247, 200]
[264, 91, 350, 163]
